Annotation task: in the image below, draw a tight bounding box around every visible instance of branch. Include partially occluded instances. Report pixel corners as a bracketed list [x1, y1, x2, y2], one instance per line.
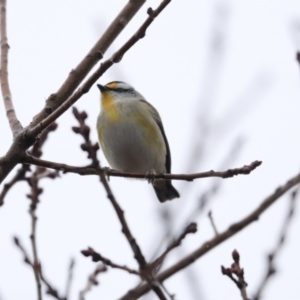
[25, 122, 58, 300]
[253, 188, 299, 300]
[81, 247, 139, 275]
[0, 164, 29, 206]
[72, 108, 167, 299]
[22, 156, 262, 181]
[208, 210, 219, 236]
[0, 0, 23, 137]
[0, 0, 146, 184]
[149, 223, 197, 273]
[28, 0, 146, 132]
[79, 264, 107, 300]
[221, 250, 250, 300]
[64, 258, 75, 300]
[14, 237, 66, 300]
[119, 171, 300, 300]
[27, 0, 171, 139]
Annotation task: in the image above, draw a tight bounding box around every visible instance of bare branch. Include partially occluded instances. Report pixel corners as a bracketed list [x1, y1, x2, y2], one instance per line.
[208, 210, 219, 236]
[64, 258, 75, 300]
[0, 0, 23, 137]
[27, 0, 171, 139]
[253, 188, 299, 300]
[79, 264, 107, 300]
[72, 108, 167, 299]
[81, 247, 139, 275]
[22, 156, 262, 181]
[27, 173, 43, 300]
[28, 0, 146, 132]
[119, 171, 300, 300]
[221, 250, 250, 300]
[14, 237, 66, 300]
[25, 122, 58, 300]
[0, 164, 29, 206]
[0, 0, 146, 184]
[149, 223, 197, 274]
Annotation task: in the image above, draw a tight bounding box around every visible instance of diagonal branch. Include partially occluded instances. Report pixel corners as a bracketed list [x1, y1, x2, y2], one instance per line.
[119, 171, 300, 300]
[0, 0, 23, 137]
[149, 223, 197, 273]
[27, 0, 171, 139]
[253, 188, 299, 300]
[28, 0, 146, 131]
[0, 0, 146, 184]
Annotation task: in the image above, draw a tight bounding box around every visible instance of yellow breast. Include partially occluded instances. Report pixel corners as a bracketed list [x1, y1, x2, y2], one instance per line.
[101, 92, 119, 121]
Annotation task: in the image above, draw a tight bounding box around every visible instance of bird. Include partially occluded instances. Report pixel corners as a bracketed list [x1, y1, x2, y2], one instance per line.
[96, 81, 180, 203]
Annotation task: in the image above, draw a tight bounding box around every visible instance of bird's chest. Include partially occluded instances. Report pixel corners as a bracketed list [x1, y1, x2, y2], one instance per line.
[98, 113, 166, 173]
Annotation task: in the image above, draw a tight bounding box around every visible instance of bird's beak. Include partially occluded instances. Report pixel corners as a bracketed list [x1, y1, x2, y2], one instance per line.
[97, 84, 108, 93]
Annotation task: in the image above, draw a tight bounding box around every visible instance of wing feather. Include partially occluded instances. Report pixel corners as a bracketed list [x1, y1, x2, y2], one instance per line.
[139, 99, 171, 173]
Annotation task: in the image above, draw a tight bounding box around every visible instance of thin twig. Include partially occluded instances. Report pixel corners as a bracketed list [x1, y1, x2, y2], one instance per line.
[149, 223, 197, 274]
[208, 210, 219, 236]
[221, 250, 250, 300]
[81, 247, 139, 275]
[27, 171, 43, 300]
[79, 264, 107, 300]
[64, 258, 75, 300]
[253, 188, 299, 300]
[14, 237, 65, 300]
[119, 171, 300, 300]
[22, 155, 262, 181]
[0, 0, 23, 137]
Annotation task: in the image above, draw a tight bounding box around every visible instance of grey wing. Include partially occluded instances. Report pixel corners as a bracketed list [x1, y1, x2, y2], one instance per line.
[139, 99, 171, 173]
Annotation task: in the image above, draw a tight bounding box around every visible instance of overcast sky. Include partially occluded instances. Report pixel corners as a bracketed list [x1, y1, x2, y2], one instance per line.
[1, 1, 300, 299]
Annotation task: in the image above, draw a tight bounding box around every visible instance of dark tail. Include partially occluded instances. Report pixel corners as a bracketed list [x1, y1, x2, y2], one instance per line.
[153, 180, 180, 203]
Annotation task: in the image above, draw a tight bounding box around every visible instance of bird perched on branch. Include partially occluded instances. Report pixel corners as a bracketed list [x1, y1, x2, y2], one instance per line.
[96, 81, 179, 203]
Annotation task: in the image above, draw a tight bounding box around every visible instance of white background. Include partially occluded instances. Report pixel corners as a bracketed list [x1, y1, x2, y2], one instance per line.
[1, 0, 300, 299]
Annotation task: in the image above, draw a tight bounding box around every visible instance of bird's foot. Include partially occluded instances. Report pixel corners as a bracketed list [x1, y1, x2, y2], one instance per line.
[145, 169, 156, 184]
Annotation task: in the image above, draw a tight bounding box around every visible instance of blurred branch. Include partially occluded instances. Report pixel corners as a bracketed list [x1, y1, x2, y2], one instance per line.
[208, 210, 219, 236]
[0, 0, 23, 137]
[14, 237, 66, 300]
[79, 264, 107, 300]
[64, 258, 75, 300]
[296, 51, 300, 65]
[81, 247, 139, 275]
[27, 0, 171, 139]
[25, 122, 59, 300]
[149, 223, 197, 273]
[22, 156, 262, 181]
[221, 250, 250, 300]
[253, 188, 299, 300]
[119, 171, 300, 299]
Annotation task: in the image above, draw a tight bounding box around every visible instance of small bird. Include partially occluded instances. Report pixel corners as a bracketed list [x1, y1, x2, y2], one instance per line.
[96, 81, 179, 202]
